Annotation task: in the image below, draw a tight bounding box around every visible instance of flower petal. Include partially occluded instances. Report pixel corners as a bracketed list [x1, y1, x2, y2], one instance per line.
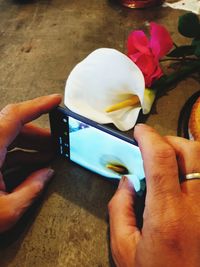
[150, 64, 163, 84]
[142, 88, 156, 114]
[127, 30, 150, 55]
[134, 54, 157, 75]
[149, 22, 173, 59]
[130, 53, 161, 87]
[107, 106, 142, 131]
[65, 48, 145, 131]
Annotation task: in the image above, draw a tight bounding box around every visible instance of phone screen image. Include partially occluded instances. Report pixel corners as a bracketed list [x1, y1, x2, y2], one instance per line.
[66, 116, 145, 192]
[50, 107, 145, 193]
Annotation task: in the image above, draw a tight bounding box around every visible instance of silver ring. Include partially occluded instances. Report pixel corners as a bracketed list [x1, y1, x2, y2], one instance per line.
[185, 173, 200, 180]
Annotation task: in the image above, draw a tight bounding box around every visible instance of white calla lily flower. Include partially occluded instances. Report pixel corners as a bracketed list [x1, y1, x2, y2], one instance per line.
[65, 48, 155, 131]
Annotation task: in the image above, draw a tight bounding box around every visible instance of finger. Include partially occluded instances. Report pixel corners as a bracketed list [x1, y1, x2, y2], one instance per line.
[7, 168, 54, 226]
[165, 136, 200, 194]
[0, 94, 61, 148]
[8, 123, 52, 152]
[4, 150, 54, 169]
[0, 172, 6, 192]
[134, 124, 181, 199]
[108, 176, 141, 267]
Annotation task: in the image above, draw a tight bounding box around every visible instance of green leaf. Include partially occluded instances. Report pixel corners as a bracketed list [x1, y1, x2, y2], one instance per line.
[178, 13, 200, 38]
[167, 45, 196, 57]
[192, 37, 200, 47]
[192, 37, 200, 57]
[195, 46, 200, 57]
[153, 61, 200, 92]
[151, 75, 167, 90]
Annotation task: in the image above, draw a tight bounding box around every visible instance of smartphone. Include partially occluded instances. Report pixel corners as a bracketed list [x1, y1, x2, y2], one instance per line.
[49, 106, 145, 194]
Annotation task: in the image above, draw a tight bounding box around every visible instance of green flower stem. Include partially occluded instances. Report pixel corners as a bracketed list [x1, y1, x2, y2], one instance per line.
[173, 42, 178, 48]
[160, 58, 199, 62]
[152, 60, 200, 92]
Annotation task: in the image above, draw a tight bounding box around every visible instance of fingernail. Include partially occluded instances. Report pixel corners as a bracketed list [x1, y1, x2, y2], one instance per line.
[118, 176, 127, 189]
[46, 168, 55, 178]
[50, 93, 62, 98]
[135, 123, 145, 128]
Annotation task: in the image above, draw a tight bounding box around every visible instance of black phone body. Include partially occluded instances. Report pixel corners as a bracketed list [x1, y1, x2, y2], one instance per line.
[49, 106, 145, 193]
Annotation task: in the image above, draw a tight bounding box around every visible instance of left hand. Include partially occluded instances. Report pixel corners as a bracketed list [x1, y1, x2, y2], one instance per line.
[0, 94, 61, 233]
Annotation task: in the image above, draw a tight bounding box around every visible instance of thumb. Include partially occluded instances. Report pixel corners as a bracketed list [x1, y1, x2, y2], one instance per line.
[9, 168, 54, 220]
[108, 176, 141, 267]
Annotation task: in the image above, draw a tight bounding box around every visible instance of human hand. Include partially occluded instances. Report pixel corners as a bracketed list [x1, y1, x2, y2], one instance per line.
[108, 124, 200, 267]
[0, 94, 61, 233]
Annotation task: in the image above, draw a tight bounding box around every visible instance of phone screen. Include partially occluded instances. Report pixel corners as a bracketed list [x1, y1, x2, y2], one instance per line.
[50, 107, 145, 193]
[56, 114, 145, 193]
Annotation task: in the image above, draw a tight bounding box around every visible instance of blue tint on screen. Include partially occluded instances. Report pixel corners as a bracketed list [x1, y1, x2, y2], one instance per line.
[68, 117, 145, 192]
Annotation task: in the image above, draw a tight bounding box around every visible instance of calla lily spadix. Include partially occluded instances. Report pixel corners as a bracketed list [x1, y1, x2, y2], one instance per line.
[64, 48, 155, 131]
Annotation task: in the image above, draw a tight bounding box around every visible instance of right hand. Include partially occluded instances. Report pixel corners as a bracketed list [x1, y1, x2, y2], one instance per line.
[108, 124, 200, 267]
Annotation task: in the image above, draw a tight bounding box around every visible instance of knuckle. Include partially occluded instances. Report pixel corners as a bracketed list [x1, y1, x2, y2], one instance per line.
[191, 141, 200, 155]
[111, 236, 127, 262]
[108, 193, 120, 213]
[0, 103, 19, 117]
[31, 181, 44, 195]
[159, 219, 189, 251]
[6, 207, 18, 222]
[108, 197, 115, 213]
[0, 104, 21, 129]
[153, 217, 180, 234]
[110, 233, 135, 266]
[150, 172, 165, 189]
[0, 205, 18, 232]
[153, 144, 175, 163]
[148, 206, 187, 241]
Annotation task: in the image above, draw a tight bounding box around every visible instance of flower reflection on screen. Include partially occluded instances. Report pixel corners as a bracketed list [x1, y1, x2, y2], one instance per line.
[68, 117, 145, 193]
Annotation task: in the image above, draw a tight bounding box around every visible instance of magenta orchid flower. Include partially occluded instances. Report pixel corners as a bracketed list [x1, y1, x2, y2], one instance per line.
[127, 22, 173, 87]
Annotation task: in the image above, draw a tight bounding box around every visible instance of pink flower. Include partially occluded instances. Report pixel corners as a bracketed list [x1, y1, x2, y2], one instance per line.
[127, 22, 173, 87]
